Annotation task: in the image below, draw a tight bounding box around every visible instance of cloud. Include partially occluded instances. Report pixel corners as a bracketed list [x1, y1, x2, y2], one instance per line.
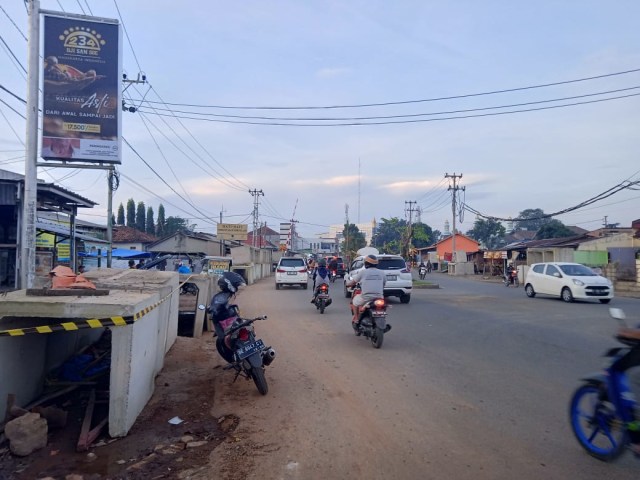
[292, 175, 359, 187]
[315, 67, 353, 78]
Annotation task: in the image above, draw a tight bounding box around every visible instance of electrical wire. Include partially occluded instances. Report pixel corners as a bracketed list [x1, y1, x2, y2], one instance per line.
[122, 136, 218, 226]
[0, 5, 27, 41]
[131, 67, 640, 111]
[0, 33, 27, 74]
[134, 87, 247, 192]
[0, 96, 26, 119]
[463, 179, 640, 222]
[147, 85, 250, 191]
[113, 0, 143, 73]
[0, 106, 25, 145]
[136, 92, 640, 127]
[134, 86, 640, 122]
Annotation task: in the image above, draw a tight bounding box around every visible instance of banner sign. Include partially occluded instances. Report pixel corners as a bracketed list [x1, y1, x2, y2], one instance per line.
[41, 15, 121, 164]
[217, 223, 248, 240]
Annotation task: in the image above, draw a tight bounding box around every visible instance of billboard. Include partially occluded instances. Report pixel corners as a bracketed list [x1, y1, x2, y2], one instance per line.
[217, 223, 248, 241]
[41, 15, 121, 163]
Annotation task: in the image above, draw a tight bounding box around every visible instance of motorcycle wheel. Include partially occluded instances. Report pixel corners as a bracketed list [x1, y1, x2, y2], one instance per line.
[371, 327, 384, 349]
[514, 277, 520, 287]
[251, 367, 269, 395]
[569, 383, 627, 461]
[320, 302, 325, 314]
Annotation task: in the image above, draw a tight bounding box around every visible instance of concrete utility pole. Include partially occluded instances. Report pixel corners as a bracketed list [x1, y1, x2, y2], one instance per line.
[20, 0, 41, 289]
[249, 189, 264, 248]
[445, 173, 464, 263]
[405, 200, 417, 258]
[345, 204, 350, 262]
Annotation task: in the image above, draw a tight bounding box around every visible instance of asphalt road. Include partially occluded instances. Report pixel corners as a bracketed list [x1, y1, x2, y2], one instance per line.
[208, 272, 640, 480]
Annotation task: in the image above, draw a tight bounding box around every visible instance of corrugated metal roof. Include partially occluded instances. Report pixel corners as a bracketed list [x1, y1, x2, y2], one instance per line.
[37, 221, 108, 243]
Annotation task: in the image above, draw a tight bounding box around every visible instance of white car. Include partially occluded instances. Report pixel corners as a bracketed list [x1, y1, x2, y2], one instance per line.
[524, 262, 614, 303]
[344, 254, 413, 303]
[275, 257, 308, 290]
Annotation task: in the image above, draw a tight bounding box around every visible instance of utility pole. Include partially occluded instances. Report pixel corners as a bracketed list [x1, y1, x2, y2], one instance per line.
[345, 204, 350, 262]
[20, 0, 40, 288]
[445, 173, 464, 263]
[249, 189, 264, 248]
[219, 205, 226, 255]
[603, 216, 608, 229]
[405, 200, 417, 259]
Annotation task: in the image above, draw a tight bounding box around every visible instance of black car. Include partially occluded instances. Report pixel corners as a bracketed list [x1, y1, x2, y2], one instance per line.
[327, 256, 346, 278]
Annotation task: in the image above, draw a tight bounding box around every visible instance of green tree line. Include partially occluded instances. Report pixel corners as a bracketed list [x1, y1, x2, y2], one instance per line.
[114, 199, 189, 237]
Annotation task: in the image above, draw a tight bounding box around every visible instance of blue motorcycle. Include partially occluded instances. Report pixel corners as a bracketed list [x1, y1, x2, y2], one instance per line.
[569, 308, 640, 461]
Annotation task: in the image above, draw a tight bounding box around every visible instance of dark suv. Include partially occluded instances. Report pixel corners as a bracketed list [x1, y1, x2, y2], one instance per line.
[327, 256, 346, 278]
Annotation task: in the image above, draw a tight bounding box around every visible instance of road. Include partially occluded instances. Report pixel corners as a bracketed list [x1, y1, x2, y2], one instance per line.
[206, 272, 640, 480]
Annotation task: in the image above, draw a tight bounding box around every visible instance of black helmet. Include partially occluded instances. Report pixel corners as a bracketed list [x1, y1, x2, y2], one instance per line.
[364, 254, 378, 268]
[217, 271, 246, 293]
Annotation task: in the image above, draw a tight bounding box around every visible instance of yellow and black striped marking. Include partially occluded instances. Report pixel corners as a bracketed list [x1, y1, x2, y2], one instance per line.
[0, 276, 195, 337]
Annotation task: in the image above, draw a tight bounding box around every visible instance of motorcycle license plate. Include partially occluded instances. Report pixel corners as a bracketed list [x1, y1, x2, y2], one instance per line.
[372, 311, 387, 317]
[387, 275, 397, 281]
[236, 339, 265, 360]
[318, 294, 329, 299]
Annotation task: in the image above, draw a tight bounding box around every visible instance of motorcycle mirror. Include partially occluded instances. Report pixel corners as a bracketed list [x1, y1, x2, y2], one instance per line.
[609, 307, 625, 319]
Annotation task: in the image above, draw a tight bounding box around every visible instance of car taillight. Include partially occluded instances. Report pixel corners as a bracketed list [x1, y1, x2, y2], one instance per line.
[238, 328, 250, 341]
[374, 299, 386, 308]
[276, 268, 286, 273]
[299, 268, 307, 273]
[401, 268, 409, 273]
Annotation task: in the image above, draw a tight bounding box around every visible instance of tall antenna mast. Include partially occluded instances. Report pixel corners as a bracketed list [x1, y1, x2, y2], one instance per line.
[358, 158, 361, 224]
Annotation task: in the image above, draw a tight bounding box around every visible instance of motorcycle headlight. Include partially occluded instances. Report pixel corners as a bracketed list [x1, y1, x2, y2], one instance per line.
[572, 279, 585, 286]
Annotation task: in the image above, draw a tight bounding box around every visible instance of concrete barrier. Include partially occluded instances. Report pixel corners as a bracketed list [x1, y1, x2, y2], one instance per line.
[0, 268, 179, 437]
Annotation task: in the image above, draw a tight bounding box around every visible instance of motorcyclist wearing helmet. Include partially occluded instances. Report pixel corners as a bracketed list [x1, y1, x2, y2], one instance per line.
[311, 258, 331, 303]
[346, 254, 386, 328]
[328, 256, 338, 276]
[209, 271, 246, 362]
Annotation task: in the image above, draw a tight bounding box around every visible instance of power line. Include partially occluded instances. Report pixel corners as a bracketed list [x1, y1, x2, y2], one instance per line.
[130, 67, 640, 110]
[0, 33, 27, 73]
[0, 5, 27, 41]
[135, 92, 640, 127]
[133, 85, 640, 121]
[463, 179, 640, 223]
[113, 0, 143, 73]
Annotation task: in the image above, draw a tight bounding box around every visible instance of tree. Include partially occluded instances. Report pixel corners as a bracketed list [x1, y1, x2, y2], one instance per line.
[163, 216, 189, 236]
[111, 214, 116, 226]
[116, 203, 125, 225]
[534, 219, 575, 240]
[410, 222, 433, 249]
[156, 204, 166, 237]
[136, 202, 146, 232]
[341, 223, 366, 262]
[515, 208, 552, 232]
[371, 217, 407, 254]
[466, 218, 506, 250]
[146, 206, 155, 235]
[126, 199, 135, 227]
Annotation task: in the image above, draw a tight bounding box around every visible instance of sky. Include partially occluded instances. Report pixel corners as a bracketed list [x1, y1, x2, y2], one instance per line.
[1, 0, 639, 239]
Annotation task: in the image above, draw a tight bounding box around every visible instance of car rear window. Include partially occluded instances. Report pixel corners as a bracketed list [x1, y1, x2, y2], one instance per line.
[280, 258, 305, 268]
[377, 258, 406, 270]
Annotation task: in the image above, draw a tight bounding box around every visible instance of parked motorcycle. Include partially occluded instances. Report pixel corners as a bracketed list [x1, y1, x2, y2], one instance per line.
[504, 269, 519, 287]
[313, 283, 332, 314]
[569, 308, 640, 461]
[351, 284, 391, 348]
[199, 303, 275, 396]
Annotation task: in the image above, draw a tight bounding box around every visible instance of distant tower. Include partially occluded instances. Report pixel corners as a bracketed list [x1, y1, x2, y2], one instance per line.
[506, 216, 514, 232]
[444, 219, 451, 236]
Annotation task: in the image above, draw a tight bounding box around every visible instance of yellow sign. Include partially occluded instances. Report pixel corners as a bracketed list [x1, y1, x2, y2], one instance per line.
[36, 232, 55, 248]
[217, 223, 248, 240]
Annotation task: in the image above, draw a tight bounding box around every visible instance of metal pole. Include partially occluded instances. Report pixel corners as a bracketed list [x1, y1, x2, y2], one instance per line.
[107, 168, 114, 267]
[20, 0, 40, 289]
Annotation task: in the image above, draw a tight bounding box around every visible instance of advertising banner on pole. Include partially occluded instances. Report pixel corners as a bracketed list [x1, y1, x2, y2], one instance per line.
[41, 14, 121, 164]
